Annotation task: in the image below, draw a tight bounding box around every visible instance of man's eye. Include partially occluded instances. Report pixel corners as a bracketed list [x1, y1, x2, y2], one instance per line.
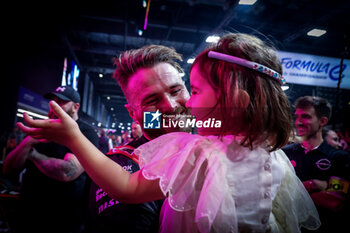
[145, 98, 158, 105]
[171, 89, 181, 95]
[191, 91, 197, 95]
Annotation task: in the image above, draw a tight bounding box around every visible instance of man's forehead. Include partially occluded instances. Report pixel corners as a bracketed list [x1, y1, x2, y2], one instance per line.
[125, 63, 185, 104]
[127, 64, 183, 93]
[133, 63, 181, 83]
[328, 131, 337, 137]
[295, 106, 315, 115]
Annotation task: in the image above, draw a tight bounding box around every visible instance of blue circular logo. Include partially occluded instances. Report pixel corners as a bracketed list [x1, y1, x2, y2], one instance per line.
[329, 64, 346, 81]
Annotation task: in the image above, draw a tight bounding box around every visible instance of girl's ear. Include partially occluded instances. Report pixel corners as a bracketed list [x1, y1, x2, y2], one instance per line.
[238, 90, 250, 110]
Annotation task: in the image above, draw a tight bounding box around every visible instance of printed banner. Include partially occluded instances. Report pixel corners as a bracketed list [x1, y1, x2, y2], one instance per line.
[18, 86, 50, 114]
[278, 51, 350, 89]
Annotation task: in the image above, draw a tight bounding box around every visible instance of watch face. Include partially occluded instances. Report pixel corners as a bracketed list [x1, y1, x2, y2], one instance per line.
[327, 176, 349, 195]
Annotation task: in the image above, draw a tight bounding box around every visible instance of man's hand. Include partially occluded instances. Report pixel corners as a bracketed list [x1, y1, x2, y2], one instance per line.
[27, 148, 40, 160]
[312, 179, 328, 191]
[23, 135, 40, 147]
[304, 179, 328, 193]
[20, 136, 40, 161]
[17, 101, 80, 148]
[2, 136, 40, 175]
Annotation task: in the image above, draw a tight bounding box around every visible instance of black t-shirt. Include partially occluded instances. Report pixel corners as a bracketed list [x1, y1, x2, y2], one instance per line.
[283, 141, 350, 233]
[86, 136, 164, 233]
[77, 119, 99, 148]
[282, 140, 350, 181]
[20, 118, 99, 233]
[98, 135, 110, 154]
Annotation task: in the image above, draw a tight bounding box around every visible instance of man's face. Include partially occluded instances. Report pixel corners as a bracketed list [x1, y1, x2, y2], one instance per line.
[325, 130, 342, 149]
[48, 97, 76, 119]
[294, 107, 323, 138]
[125, 62, 190, 139]
[131, 123, 142, 139]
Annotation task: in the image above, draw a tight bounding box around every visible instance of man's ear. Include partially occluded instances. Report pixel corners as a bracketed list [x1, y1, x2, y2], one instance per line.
[74, 103, 80, 112]
[320, 116, 329, 127]
[125, 104, 140, 125]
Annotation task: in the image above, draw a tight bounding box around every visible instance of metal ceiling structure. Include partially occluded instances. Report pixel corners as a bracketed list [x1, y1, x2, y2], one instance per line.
[6, 0, 350, 129]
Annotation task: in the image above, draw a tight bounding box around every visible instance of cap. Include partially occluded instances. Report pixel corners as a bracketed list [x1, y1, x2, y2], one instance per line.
[44, 86, 81, 103]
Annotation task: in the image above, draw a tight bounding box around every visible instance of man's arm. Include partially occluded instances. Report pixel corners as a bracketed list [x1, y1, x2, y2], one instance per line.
[303, 179, 328, 193]
[28, 149, 84, 182]
[18, 101, 165, 203]
[2, 136, 38, 174]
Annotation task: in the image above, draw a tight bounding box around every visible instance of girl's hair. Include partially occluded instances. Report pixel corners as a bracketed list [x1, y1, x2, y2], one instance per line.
[191, 33, 292, 151]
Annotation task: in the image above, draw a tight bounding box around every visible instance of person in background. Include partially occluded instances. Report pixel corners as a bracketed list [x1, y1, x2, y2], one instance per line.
[1, 126, 25, 160]
[115, 135, 122, 147]
[131, 121, 143, 141]
[3, 86, 99, 233]
[98, 129, 110, 154]
[107, 134, 115, 150]
[18, 33, 320, 233]
[0, 126, 25, 188]
[322, 126, 343, 150]
[283, 96, 350, 233]
[337, 129, 350, 152]
[121, 130, 132, 145]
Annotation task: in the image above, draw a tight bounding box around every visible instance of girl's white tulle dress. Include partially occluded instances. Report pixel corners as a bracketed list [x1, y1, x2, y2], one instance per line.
[135, 132, 320, 233]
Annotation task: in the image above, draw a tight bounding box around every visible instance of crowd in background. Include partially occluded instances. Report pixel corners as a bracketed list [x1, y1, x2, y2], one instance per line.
[1, 122, 144, 161]
[2, 119, 349, 162]
[0, 34, 348, 233]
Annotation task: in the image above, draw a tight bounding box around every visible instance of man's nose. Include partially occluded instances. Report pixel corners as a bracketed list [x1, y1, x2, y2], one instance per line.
[162, 95, 180, 113]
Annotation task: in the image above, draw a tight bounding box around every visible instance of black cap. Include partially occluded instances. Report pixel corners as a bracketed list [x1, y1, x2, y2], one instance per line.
[44, 86, 81, 103]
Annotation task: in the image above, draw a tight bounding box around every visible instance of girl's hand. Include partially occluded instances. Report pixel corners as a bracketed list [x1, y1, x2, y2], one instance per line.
[17, 100, 80, 148]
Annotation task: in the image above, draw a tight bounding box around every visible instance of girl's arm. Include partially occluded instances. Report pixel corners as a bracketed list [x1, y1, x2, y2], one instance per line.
[67, 128, 164, 203]
[17, 101, 165, 203]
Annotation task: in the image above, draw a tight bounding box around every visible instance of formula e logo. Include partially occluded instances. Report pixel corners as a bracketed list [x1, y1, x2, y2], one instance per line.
[143, 110, 161, 129]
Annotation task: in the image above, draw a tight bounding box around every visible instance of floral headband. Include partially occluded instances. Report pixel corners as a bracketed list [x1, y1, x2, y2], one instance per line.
[208, 51, 286, 85]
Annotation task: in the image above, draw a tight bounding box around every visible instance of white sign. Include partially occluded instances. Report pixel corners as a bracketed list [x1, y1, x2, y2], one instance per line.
[278, 51, 350, 89]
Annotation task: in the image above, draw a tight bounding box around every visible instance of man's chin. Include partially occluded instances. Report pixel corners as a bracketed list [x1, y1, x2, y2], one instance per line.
[295, 129, 306, 137]
[164, 126, 191, 134]
[144, 127, 191, 139]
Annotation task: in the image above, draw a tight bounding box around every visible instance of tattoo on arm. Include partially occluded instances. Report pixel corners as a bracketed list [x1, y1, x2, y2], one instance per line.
[29, 150, 84, 182]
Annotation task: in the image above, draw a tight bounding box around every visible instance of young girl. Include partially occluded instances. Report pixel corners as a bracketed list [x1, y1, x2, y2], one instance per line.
[18, 33, 320, 232]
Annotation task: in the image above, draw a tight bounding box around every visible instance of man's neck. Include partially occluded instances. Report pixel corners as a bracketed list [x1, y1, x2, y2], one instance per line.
[301, 133, 323, 152]
[143, 133, 153, 141]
